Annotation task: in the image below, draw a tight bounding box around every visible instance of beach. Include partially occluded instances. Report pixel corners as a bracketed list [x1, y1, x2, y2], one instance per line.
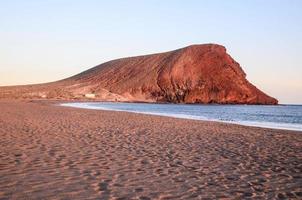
[0, 100, 301, 199]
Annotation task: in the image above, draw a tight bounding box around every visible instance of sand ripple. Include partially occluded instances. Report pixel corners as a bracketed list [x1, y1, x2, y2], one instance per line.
[0, 100, 301, 199]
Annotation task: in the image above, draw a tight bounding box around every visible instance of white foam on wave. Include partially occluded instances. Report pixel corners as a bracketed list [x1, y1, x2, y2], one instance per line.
[60, 103, 302, 132]
[229, 121, 302, 132]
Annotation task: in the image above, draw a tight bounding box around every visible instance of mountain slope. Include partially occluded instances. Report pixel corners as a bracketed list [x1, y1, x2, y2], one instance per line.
[0, 44, 278, 104]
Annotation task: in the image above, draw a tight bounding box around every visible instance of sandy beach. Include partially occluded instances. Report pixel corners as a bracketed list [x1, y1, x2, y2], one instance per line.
[0, 100, 301, 199]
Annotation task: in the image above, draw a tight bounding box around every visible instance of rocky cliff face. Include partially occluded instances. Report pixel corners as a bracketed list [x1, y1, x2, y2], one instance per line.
[0, 44, 278, 104]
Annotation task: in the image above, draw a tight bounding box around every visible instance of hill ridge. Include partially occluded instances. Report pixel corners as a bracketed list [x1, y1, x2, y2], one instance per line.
[0, 44, 278, 104]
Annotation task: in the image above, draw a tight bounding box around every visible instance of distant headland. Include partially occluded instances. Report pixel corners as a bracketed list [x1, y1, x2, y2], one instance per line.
[0, 44, 277, 104]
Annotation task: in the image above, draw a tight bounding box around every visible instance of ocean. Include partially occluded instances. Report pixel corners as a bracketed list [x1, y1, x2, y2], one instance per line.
[61, 102, 302, 131]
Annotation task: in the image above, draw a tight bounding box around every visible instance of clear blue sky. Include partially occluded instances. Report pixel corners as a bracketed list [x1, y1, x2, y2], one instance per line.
[1, 0, 301, 104]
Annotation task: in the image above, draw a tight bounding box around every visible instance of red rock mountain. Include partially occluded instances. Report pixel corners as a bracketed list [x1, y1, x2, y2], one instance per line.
[0, 44, 278, 104]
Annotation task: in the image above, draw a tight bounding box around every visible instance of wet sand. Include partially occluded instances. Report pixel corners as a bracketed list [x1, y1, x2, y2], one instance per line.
[0, 100, 301, 199]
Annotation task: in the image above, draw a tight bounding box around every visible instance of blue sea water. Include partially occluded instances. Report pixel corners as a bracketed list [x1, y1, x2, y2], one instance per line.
[61, 102, 302, 131]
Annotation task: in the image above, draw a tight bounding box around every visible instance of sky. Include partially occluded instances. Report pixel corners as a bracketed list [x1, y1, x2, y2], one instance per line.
[0, 0, 301, 104]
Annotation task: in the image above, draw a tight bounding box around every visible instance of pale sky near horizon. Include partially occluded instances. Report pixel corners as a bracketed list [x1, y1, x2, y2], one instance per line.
[0, 0, 301, 104]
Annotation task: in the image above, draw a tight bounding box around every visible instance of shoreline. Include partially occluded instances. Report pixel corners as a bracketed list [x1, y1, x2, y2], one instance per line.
[1, 100, 302, 199]
[61, 102, 302, 132]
